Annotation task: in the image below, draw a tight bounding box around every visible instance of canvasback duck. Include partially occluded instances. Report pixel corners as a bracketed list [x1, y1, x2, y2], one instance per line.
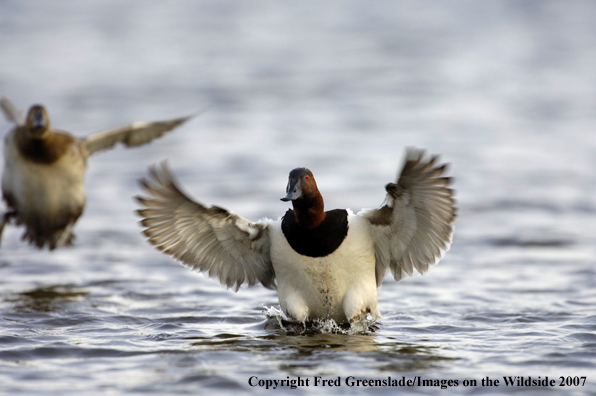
[137, 149, 455, 325]
[0, 96, 197, 249]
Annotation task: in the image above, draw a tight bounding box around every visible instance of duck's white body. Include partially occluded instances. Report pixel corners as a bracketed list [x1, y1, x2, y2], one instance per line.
[137, 149, 456, 325]
[2, 129, 87, 247]
[270, 211, 380, 323]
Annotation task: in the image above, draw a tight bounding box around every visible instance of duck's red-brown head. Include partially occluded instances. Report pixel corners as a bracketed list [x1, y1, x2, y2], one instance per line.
[25, 105, 50, 138]
[281, 167, 325, 229]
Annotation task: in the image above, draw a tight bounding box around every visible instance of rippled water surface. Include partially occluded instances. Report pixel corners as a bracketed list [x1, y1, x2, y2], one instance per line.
[1, 1, 596, 395]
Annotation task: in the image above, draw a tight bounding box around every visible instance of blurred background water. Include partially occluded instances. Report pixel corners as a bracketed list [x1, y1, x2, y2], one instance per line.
[1, 1, 595, 395]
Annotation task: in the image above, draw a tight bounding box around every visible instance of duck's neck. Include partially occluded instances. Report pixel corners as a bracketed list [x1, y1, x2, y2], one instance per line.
[292, 193, 326, 229]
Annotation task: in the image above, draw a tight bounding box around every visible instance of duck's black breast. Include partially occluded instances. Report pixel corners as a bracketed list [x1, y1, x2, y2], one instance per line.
[16, 130, 74, 164]
[281, 209, 349, 258]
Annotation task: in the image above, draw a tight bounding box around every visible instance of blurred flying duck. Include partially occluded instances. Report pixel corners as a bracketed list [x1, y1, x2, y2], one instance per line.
[0, 96, 197, 249]
[137, 149, 455, 325]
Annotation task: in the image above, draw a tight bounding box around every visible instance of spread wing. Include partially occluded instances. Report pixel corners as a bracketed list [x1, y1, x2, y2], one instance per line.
[83, 112, 198, 156]
[136, 163, 276, 291]
[360, 148, 456, 285]
[0, 96, 25, 125]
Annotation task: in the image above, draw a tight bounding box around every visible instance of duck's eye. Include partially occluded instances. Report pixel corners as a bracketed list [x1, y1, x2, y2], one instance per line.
[305, 175, 309, 180]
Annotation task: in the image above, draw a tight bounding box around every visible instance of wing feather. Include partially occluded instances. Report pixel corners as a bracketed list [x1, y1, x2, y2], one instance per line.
[361, 148, 456, 285]
[83, 112, 198, 156]
[0, 96, 25, 125]
[137, 163, 276, 291]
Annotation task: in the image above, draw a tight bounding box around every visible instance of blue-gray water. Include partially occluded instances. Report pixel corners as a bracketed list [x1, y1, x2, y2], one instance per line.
[1, 1, 595, 395]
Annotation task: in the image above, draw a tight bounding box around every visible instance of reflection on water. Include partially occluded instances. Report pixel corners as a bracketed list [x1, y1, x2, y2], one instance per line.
[6, 285, 89, 313]
[186, 327, 453, 375]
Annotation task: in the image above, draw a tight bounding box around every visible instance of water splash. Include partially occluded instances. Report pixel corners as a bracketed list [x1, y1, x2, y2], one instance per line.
[263, 306, 379, 335]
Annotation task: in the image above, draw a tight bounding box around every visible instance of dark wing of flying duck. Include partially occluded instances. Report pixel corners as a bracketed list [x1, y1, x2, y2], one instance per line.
[0, 96, 25, 125]
[83, 112, 198, 156]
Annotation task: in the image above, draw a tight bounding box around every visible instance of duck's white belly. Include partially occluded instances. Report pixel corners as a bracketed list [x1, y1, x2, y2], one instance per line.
[270, 213, 380, 323]
[2, 130, 87, 229]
